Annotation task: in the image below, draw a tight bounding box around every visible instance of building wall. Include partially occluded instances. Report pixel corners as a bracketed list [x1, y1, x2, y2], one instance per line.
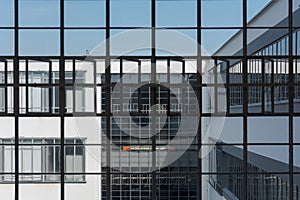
[0, 117, 101, 200]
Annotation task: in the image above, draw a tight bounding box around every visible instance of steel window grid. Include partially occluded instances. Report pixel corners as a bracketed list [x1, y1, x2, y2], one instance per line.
[0, 0, 299, 199]
[0, 138, 86, 184]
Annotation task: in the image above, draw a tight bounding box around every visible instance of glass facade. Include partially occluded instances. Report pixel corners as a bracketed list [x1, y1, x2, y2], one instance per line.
[0, 0, 300, 200]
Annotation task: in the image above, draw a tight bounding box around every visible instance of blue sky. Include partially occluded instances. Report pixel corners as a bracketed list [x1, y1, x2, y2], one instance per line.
[0, 0, 272, 56]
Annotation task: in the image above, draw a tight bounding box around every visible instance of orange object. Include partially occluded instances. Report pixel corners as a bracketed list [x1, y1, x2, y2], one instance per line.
[122, 146, 131, 151]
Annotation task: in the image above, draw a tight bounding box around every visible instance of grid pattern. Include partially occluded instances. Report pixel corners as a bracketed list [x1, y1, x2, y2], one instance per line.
[0, 0, 300, 200]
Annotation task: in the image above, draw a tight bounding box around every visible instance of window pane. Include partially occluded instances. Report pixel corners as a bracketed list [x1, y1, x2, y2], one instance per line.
[228, 86, 242, 111]
[28, 87, 50, 112]
[248, 117, 289, 143]
[75, 87, 95, 112]
[201, 29, 242, 56]
[19, 0, 60, 27]
[0, 183, 14, 199]
[0, 0, 14, 27]
[0, 30, 14, 55]
[248, 145, 289, 172]
[294, 146, 300, 172]
[218, 117, 243, 144]
[110, 29, 151, 56]
[294, 117, 300, 143]
[247, 0, 288, 27]
[65, 144, 85, 182]
[156, 0, 196, 27]
[247, 174, 290, 199]
[0, 86, 13, 113]
[202, 0, 242, 27]
[156, 173, 197, 199]
[0, 117, 15, 139]
[65, 175, 101, 200]
[19, 179, 60, 200]
[75, 60, 95, 84]
[0, 146, 15, 174]
[19, 117, 60, 139]
[247, 29, 289, 56]
[65, 0, 105, 27]
[202, 144, 243, 173]
[110, 0, 151, 27]
[156, 30, 197, 56]
[247, 0, 272, 22]
[65, 30, 105, 56]
[202, 175, 245, 199]
[19, 30, 60, 56]
[65, 117, 101, 145]
[28, 60, 50, 84]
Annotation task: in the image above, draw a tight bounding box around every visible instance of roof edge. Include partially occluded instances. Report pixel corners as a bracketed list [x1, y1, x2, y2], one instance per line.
[213, 0, 278, 55]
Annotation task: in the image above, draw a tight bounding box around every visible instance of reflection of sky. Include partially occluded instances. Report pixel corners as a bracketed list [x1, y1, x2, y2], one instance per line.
[0, 0, 271, 56]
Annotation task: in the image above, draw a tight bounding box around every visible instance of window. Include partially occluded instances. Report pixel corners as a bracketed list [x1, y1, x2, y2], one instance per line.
[1, 0, 300, 199]
[18, 66, 87, 114]
[0, 138, 86, 183]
